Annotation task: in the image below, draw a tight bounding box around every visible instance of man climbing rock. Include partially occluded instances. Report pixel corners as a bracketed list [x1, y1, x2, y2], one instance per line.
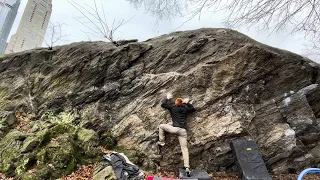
[158, 92, 196, 176]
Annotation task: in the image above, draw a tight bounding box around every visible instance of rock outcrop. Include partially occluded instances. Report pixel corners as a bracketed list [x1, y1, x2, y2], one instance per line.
[0, 112, 101, 179]
[0, 28, 320, 178]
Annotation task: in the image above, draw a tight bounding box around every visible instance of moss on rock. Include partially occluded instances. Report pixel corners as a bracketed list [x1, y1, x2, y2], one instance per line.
[0, 87, 9, 100]
[0, 130, 26, 176]
[21, 136, 40, 153]
[77, 128, 99, 144]
[0, 112, 18, 126]
[0, 111, 19, 138]
[21, 129, 50, 153]
[0, 115, 106, 179]
[76, 128, 101, 158]
[36, 133, 77, 178]
[49, 123, 76, 138]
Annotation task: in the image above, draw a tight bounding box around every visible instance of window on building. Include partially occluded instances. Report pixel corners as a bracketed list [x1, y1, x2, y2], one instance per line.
[21, 38, 26, 48]
[38, 8, 44, 14]
[5, 3, 12, 9]
[40, 2, 46, 8]
[30, 3, 37, 22]
[41, 11, 49, 29]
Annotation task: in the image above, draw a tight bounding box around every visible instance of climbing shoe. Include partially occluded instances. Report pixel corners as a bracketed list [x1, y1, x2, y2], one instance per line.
[156, 141, 165, 147]
[185, 167, 191, 177]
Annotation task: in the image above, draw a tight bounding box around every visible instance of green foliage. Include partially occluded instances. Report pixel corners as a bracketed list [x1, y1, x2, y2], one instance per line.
[0, 110, 117, 179]
[101, 131, 117, 149]
[41, 112, 76, 126]
[112, 147, 140, 165]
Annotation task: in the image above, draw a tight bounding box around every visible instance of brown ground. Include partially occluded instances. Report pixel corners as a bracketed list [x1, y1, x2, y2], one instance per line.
[2, 165, 320, 179]
[272, 174, 320, 180]
[61, 165, 320, 180]
[210, 172, 320, 180]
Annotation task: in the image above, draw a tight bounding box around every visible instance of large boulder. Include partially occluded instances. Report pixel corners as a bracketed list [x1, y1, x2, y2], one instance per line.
[0, 111, 18, 126]
[76, 128, 100, 158]
[0, 130, 26, 176]
[35, 133, 77, 179]
[0, 28, 320, 176]
[0, 111, 18, 137]
[0, 115, 103, 179]
[93, 165, 117, 180]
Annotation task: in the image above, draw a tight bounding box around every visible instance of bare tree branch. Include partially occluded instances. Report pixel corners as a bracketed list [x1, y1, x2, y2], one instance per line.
[129, 0, 186, 20]
[81, 29, 92, 41]
[68, 0, 133, 46]
[40, 22, 70, 50]
[128, 0, 320, 57]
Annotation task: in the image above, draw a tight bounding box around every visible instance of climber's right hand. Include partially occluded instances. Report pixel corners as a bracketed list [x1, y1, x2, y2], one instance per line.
[183, 97, 189, 104]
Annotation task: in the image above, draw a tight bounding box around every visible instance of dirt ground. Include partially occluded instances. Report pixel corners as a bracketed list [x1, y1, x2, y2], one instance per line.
[2, 165, 320, 180]
[144, 170, 320, 180]
[211, 172, 320, 180]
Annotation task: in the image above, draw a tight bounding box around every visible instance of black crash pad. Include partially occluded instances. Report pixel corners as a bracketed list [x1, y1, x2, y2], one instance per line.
[179, 168, 210, 180]
[231, 139, 272, 180]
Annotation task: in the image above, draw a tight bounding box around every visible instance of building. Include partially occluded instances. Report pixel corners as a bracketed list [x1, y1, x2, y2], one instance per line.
[5, 0, 52, 53]
[0, 0, 21, 54]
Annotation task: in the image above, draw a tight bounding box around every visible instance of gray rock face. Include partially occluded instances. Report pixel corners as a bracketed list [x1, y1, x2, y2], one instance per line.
[0, 28, 320, 174]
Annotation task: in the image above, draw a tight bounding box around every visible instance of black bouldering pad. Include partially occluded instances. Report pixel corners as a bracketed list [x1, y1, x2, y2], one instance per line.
[179, 168, 210, 180]
[231, 139, 272, 180]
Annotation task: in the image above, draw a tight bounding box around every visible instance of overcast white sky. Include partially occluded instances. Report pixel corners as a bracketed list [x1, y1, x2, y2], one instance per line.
[9, 0, 312, 60]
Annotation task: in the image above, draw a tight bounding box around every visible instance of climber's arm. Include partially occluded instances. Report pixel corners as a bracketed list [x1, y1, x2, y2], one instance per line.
[161, 93, 173, 110]
[161, 99, 172, 110]
[184, 103, 196, 113]
[182, 97, 196, 113]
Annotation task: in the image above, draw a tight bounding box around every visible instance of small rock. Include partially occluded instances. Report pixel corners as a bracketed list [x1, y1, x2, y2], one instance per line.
[30, 123, 40, 133]
[116, 39, 138, 46]
[185, 37, 209, 53]
[77, 128, 99, 145]
[21, 136, 40, 153]
[0, 111, 18, 126]
[93, 166, 116, 180]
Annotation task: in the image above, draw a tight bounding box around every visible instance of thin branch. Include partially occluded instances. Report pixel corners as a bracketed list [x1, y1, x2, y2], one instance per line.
[40, 22, 70, 49]
[68, 0, 133, 45]
[81, 29, 92, 41]
[74, 17, 101, 35]
[67, 0, 105, 37]
[129, 0, 320, 50]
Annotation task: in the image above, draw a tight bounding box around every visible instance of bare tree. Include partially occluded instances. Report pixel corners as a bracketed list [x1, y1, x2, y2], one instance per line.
[129, 0, 186, 20]
[43, 22, 70, 50]
[128, 0, 320, 48]
[81, 29, 92, 41]
[67, 0, 132, 46]
[303, 41, 320, 60]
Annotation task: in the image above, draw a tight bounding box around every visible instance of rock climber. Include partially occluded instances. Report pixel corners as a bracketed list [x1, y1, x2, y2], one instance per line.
[158, 92, 196, 176]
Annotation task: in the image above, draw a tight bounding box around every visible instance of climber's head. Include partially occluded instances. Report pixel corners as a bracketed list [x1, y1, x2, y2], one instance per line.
[175, 98, 183, 106]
